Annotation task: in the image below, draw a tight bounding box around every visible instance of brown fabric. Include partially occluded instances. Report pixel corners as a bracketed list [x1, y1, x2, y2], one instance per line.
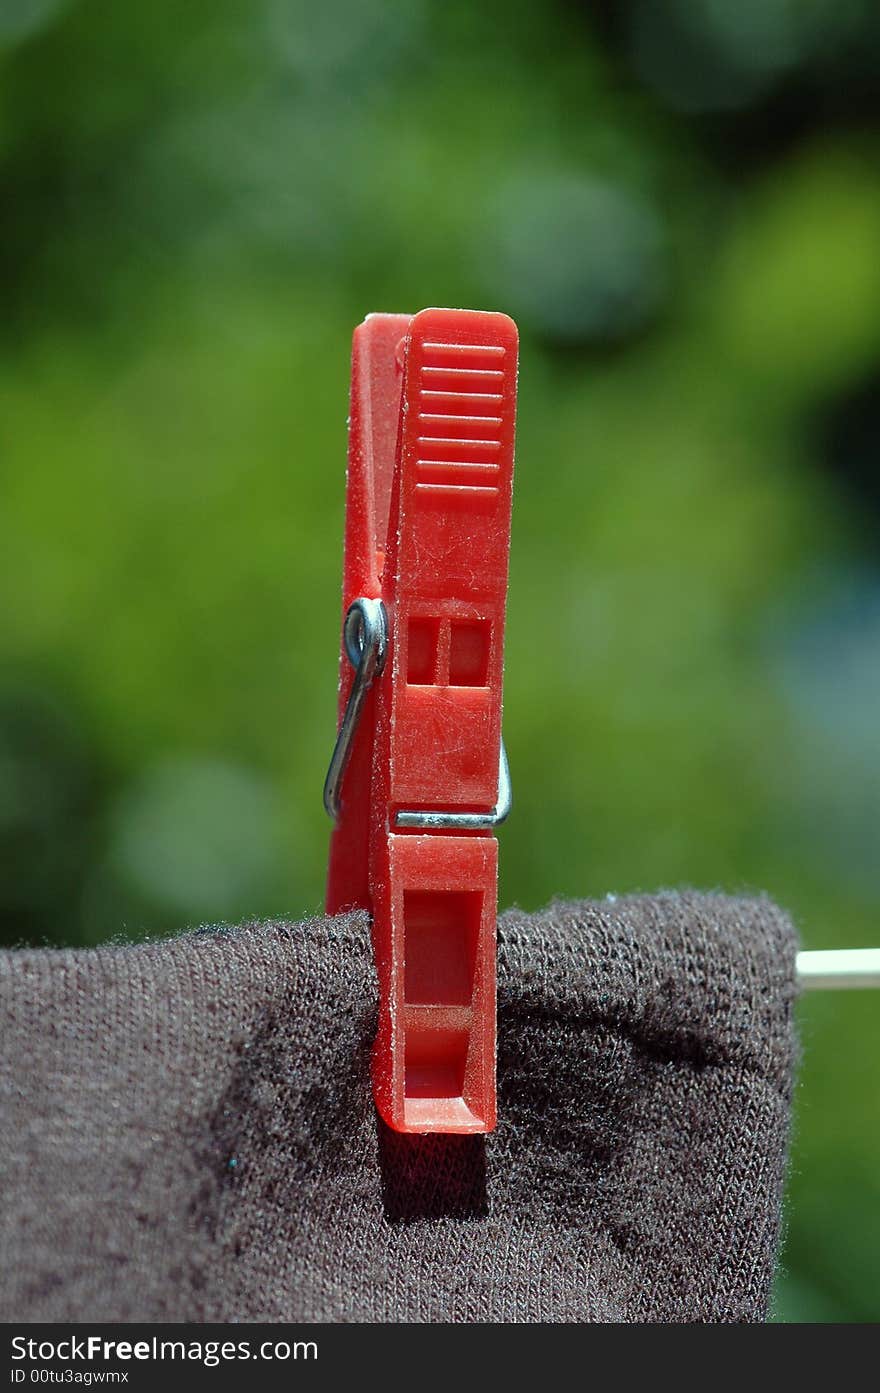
[0, 893, 798, 1323]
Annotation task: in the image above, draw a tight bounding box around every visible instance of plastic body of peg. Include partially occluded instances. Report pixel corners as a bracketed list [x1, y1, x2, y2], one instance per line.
[325, 307, 518, 1134]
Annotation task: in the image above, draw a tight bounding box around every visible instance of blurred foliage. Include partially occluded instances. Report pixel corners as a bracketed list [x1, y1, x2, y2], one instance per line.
[1, 0, 879, 1321]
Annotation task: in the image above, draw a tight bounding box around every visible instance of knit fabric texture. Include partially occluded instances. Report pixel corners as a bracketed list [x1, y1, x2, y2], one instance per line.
[0, 892, 798, 1323]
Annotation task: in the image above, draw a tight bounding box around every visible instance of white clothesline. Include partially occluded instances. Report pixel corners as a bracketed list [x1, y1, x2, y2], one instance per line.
[796, 949, 880, 990]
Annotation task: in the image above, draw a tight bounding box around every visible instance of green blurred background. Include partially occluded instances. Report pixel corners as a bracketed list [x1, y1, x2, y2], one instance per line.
[1, 0, 878, 1320]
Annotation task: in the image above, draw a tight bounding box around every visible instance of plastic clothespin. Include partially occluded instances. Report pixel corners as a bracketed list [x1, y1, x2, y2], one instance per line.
[324, 308, 518, 1134]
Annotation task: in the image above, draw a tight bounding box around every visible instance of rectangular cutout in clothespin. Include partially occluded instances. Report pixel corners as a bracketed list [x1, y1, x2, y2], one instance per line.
[324, 308, 518, 1134]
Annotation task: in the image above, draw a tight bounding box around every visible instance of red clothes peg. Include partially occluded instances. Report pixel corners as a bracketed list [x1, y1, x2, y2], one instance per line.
[324, 308, 518, 1134]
